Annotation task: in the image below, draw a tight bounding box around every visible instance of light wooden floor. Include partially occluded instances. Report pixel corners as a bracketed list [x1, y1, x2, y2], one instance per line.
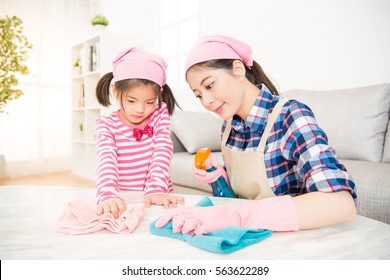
[0, 171, 95, 187]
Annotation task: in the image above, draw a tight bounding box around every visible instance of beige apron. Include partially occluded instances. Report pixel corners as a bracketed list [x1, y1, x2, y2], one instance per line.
[221, 97, 289, 200]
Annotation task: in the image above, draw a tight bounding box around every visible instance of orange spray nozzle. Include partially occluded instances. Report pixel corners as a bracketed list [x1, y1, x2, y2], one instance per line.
[194, 147, 211, 170]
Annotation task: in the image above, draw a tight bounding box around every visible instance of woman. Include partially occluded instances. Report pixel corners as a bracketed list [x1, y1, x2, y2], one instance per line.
[156, 35, 356, 235]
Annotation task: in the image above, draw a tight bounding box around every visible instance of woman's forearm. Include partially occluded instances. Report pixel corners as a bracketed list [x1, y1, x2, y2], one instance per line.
[293, 191, 357, 229]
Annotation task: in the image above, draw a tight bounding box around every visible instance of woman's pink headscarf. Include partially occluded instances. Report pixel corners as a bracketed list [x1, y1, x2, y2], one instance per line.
[185, 35, 253, 73]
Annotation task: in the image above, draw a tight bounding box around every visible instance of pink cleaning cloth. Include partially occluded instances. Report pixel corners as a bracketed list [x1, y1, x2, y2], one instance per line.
[56, 200, 144, 235]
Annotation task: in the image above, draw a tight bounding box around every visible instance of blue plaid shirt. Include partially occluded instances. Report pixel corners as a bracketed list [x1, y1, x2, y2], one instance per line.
[222, 84, 356, 198]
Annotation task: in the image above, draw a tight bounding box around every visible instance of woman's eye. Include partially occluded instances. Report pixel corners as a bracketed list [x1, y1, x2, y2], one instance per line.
[127, 100, 134, 103]
[206, 82, 214, 89]
[206, 82, 214, 90]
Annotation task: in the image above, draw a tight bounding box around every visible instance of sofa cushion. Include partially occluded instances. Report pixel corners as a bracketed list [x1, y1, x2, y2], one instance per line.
[170, 110, 223, 154]
[382, 122, 390, 163]
[282, 84, 390, 162]
[340, 159, 390, 224]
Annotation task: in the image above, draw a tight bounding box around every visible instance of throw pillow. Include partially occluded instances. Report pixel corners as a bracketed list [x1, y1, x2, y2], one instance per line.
[281, 83, 390, 162]
[170, 111, 223, 154]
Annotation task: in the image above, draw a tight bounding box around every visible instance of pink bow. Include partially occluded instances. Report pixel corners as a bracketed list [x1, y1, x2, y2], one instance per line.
[133, 125, 154, 141]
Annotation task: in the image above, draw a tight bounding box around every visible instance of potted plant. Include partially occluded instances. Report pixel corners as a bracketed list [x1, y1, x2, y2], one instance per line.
[79, 123, 84, 140]
[0, 15, 32, 113]
[91, 14, 109, 31]
[0, 15, 32, 180]
[73, 57, 81, 75]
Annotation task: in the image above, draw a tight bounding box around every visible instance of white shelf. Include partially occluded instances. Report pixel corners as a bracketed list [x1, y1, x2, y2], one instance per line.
[71, 31, 134, 180]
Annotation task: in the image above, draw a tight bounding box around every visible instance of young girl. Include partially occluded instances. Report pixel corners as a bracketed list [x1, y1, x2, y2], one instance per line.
[156, 35, 357, 235]
[95, 48, 184, 218]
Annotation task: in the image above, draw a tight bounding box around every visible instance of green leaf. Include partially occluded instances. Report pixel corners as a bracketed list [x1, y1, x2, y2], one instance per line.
[0, 15, 32, 112]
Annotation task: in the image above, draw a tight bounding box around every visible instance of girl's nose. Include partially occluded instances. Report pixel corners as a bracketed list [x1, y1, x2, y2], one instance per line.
[135, 103, 145, 113]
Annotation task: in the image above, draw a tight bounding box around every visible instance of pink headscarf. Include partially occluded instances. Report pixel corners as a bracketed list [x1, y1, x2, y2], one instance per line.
[185, 35, 253, 73]
[112, 48, 167, 87]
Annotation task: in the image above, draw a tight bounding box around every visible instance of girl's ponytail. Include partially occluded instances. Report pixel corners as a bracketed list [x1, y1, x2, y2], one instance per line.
[161, 83, 181, 115]
[96, 72, 114, 107]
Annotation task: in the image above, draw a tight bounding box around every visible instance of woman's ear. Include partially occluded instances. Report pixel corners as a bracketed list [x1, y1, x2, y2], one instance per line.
[232, 60, 246, 78]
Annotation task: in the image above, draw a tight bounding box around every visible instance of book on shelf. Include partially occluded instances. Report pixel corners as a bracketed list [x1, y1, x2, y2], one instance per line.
[78, 83, 85, 108]
[95, 42, 100, 71]
[89, 43, 99, 72]
[79, 47, 85, 74]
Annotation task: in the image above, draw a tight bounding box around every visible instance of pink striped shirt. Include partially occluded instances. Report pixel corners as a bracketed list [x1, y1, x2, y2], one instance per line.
[95, 102, 173, 204]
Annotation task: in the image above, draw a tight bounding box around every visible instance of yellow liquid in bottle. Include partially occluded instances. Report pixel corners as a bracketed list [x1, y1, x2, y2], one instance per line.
[194, 147, 211, 170]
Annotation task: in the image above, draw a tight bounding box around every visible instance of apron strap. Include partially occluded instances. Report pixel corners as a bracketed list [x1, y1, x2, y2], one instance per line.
[221, 119, 232, 149]
[221, 97, 290, 152]
[257, 97, 290, 152]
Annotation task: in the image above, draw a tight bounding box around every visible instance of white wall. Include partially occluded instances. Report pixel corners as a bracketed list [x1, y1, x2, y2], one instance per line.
[200, 0, 390, 90]
[197, 0, 390, 91]
[103, 0, 390, 109]
[95, 0, 155, 49]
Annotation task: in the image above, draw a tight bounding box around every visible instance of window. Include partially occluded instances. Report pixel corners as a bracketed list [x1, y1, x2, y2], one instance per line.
[0, 0, 94, 177]
[159, 0, 199, 92]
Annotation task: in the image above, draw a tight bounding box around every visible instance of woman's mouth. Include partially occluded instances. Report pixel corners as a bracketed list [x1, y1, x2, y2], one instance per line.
[214, 103, 224, 114]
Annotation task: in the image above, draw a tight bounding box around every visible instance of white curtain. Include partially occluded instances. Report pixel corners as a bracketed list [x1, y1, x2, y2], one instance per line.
[0, 0, 99, 177]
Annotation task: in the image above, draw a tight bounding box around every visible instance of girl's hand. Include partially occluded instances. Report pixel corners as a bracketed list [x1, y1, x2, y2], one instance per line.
[144, 194, 185, 208]
[96, 199, 127, 219]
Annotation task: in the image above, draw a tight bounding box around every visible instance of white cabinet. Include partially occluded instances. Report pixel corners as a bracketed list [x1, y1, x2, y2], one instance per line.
[71, 32, 133, 180]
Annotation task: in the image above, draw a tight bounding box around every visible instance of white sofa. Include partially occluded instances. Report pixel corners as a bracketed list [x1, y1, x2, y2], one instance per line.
[169, 83, 390, 225]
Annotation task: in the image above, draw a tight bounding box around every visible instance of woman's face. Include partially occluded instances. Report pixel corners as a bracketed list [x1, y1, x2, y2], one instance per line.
[186, 66, 245, 120]
[114, 83, 158, 126]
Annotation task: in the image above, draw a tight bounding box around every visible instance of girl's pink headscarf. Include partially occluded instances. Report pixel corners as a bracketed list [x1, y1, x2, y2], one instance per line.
[185, 35, 253, 73]
[112, 48, 167, 87]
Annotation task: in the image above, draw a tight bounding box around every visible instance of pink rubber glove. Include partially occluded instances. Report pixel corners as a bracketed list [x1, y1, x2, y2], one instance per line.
[155, 196, 299, 235]
[192, 153, 229, 184]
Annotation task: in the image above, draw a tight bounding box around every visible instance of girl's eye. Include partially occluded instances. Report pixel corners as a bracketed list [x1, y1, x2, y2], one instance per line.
[127, 99, 134, 103]
[147, 102, 155, 105]
[195, 94, 202, 99]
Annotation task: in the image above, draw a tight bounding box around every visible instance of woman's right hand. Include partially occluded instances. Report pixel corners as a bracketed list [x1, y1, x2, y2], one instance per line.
[192, 153, 228, 184]
[97, 199, 127, 219]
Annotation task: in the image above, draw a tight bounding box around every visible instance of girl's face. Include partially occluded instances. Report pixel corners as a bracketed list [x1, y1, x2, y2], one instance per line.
[186, 66, 245, 120]
[114, 83, 158, 126]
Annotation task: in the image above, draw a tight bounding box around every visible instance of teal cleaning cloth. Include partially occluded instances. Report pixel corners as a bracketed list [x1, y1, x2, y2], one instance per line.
[149, 197, 272, 254]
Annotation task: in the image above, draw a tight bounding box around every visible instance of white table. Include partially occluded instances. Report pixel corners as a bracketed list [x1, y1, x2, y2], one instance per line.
[0, 186, 389, 260]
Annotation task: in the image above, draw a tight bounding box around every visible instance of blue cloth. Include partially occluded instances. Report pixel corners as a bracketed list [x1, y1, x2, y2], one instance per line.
[149, 197, 272, 254]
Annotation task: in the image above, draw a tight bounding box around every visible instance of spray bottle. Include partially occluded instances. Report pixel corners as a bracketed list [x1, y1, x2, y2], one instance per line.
[194, 147, 237, 198]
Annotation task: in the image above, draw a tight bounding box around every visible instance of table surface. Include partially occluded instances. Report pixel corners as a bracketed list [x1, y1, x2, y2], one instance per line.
[0, 186, 389, 260]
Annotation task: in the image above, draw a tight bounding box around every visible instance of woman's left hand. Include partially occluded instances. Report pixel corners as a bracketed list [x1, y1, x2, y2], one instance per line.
[144, 194, 185, 208]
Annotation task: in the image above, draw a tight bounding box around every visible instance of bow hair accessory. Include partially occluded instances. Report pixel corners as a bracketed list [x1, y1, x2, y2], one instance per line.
[133, 125, 154, 141]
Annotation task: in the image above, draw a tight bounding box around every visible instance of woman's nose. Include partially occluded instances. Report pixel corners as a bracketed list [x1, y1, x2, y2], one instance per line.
[201, 91, 214, 105]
